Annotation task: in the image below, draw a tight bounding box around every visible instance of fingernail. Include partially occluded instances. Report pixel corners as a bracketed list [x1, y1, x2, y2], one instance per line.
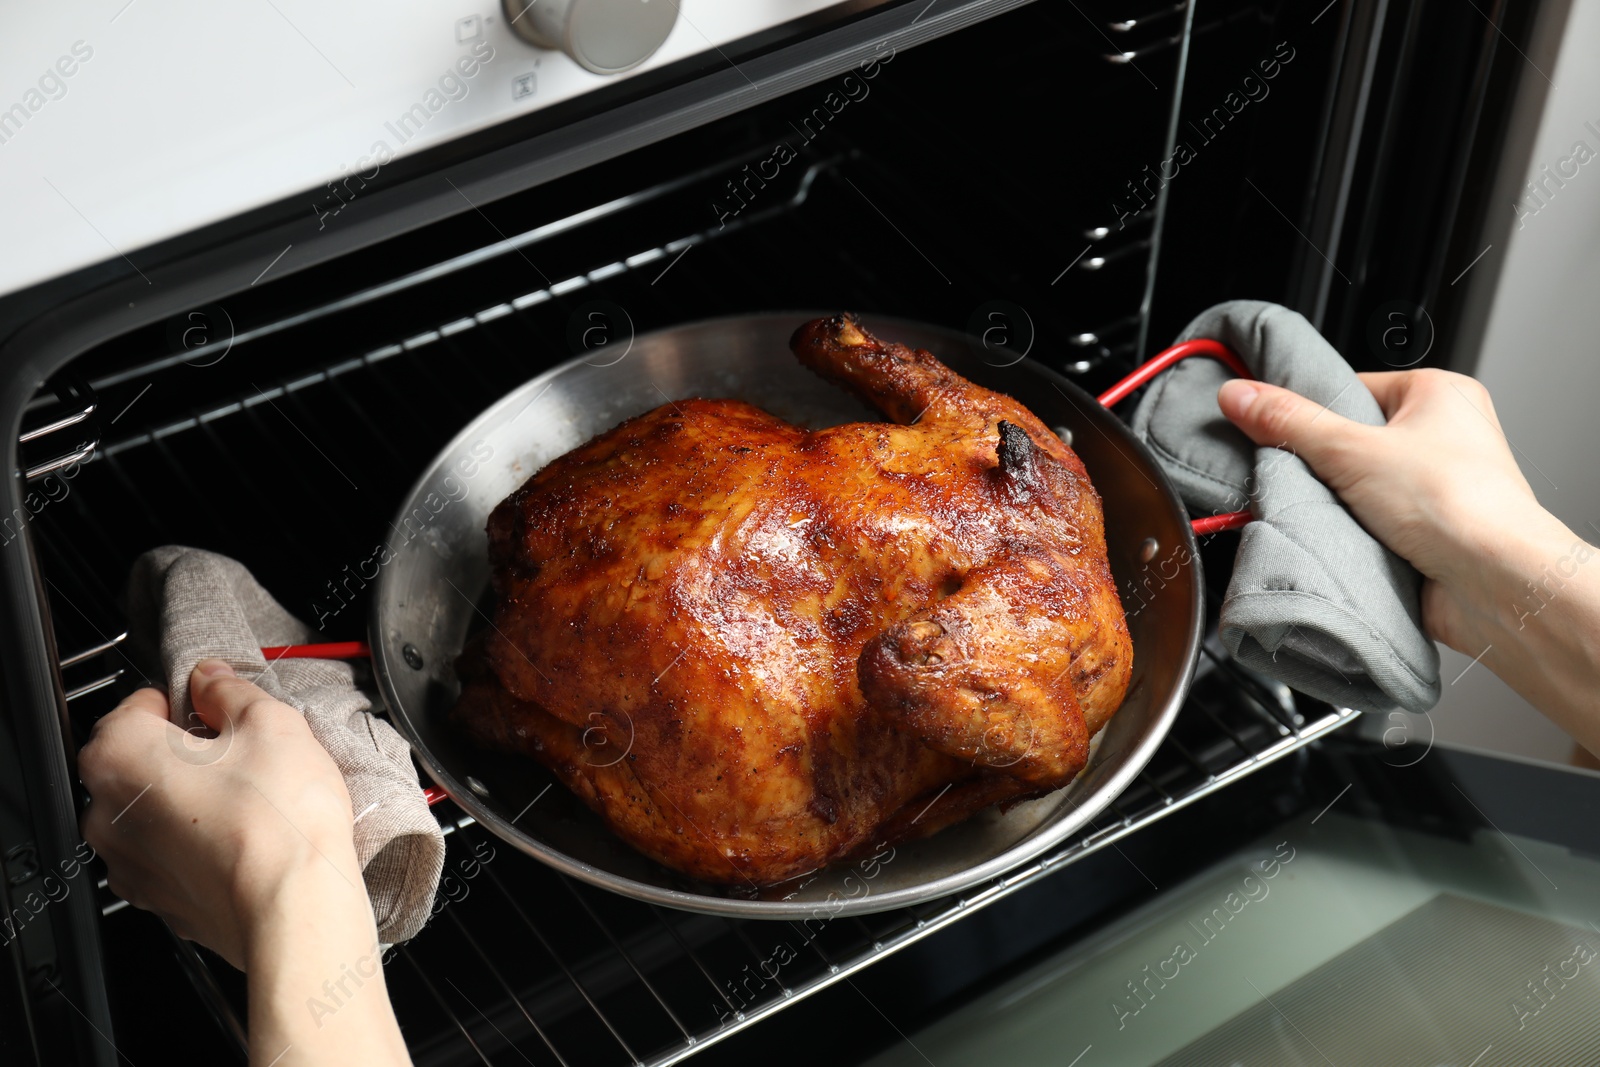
[1218, 380, 1260, 420]
[196, 659, 236, 678]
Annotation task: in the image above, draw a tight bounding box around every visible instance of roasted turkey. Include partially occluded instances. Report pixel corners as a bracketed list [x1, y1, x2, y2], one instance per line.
[453, 315, 1132, 885]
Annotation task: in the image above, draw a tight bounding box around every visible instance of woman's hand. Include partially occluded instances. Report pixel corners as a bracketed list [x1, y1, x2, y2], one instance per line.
[80, 659, 357, 969]
[1218, 369, 1600, 754]
[80, 661, 411, 1065]
[1218, 369, 1553, 590]
[1216, 368, 1582, 650]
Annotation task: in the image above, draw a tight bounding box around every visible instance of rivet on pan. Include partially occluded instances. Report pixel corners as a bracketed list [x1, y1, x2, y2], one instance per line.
[466, 776, 491, 799]
[402, 643, 424, 670]
[1053, 425, 1074, 447]
[1140, 537, 1159, 562]
[1063, 359, 1094, 375]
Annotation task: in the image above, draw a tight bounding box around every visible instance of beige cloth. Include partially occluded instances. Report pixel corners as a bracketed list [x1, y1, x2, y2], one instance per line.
[126, 546, 444, 943]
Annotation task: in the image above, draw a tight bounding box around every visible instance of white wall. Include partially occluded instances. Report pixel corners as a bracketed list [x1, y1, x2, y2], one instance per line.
[1427, 0, 1600, 765]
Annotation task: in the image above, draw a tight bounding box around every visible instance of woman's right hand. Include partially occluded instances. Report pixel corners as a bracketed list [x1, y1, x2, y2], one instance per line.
[1218, 370, 1548, 584]
[1217, 369, 1600, 755]
[1217, 368, 1581, 651]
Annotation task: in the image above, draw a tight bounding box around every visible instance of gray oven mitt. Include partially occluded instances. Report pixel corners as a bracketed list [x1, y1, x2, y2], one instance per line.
[125, 546, 445, 943]
[1130, 300, 1441, 713]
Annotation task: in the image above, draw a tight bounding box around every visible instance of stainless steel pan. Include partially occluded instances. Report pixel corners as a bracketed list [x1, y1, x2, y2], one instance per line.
[370, 313, 1208, 918]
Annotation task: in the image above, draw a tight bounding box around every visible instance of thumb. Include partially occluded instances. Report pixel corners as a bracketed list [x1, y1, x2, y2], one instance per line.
[1216, 379, 1372, 478]
[188, 659, 269, 735]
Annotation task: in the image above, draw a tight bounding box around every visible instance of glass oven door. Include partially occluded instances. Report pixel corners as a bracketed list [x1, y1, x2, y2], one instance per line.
[864, 741, 1600, 1067]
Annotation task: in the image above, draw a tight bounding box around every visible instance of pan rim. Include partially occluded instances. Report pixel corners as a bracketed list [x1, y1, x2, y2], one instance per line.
[370, 310, 1204, 917]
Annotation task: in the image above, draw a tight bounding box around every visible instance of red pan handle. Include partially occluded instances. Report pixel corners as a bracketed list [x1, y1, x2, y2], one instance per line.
[260, 640, 372, 660]
[1096, 338, 1255, 536]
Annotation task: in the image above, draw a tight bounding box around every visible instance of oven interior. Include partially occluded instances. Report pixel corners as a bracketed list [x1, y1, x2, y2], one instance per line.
[4, 0, 1527, 1062]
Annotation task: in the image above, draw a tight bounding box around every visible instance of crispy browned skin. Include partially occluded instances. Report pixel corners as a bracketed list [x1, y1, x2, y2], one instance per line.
[454, 315, 1132, 885]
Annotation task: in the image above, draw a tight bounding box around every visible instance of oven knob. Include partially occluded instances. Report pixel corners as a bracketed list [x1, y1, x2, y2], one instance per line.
[503, 0, 677, 75]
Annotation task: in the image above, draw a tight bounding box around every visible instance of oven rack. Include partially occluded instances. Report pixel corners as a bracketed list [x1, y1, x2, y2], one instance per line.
[17, 373, 99, 482]
[54, 174, 1155, 501]
[65, 628, 1357, 1066]
[83, 146, 1157, 468]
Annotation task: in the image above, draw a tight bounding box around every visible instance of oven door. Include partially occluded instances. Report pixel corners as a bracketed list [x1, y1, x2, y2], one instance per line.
[677, 738, 1600, 1067]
